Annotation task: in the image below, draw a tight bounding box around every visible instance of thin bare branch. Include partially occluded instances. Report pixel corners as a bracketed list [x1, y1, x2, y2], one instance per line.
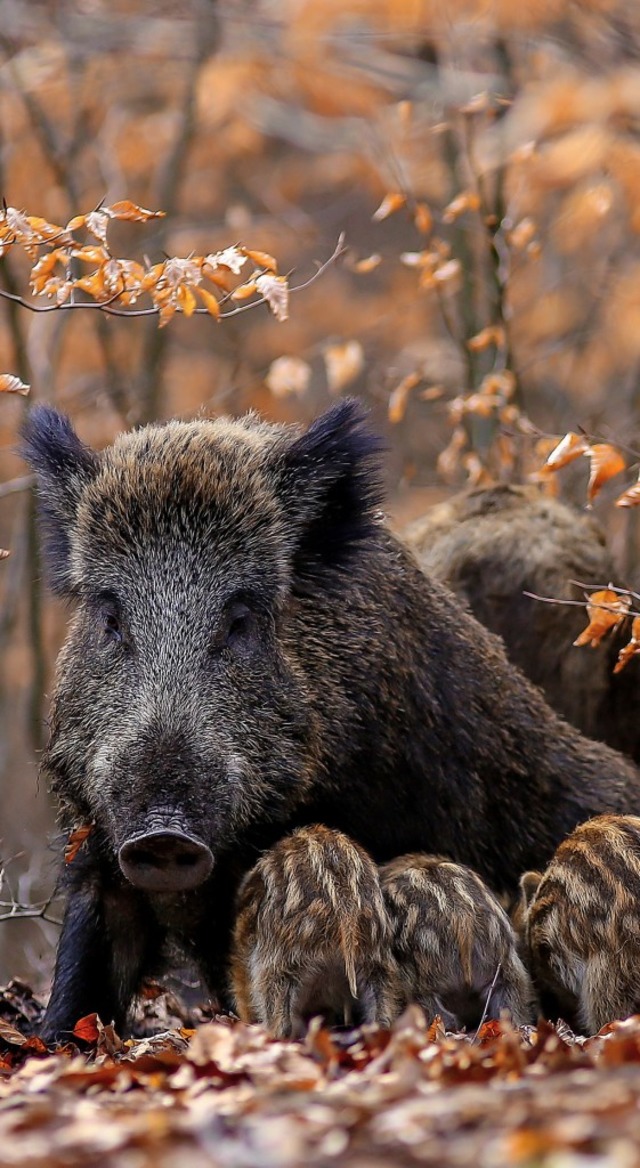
[523, 590, 640, 621]
[472, 962, 503, 1041]
[0, 475, 34, 500]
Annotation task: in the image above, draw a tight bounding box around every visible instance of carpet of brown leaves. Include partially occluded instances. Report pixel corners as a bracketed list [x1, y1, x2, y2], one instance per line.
[3, 982, 640, 1167]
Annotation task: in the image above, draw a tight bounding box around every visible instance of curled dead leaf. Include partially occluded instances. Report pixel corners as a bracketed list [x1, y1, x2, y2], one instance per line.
[242, 247, 278, 272]
[443, 190, 481, 223]
[324, 340, 364, 393]
[72, 1013, 101, 1044]
[106, 201, 165, 222]
[349, 253, 382, 274]
[0, 374, 30, 395]
[508, 218, 537, 250]
[614, 616, 640, 673]
[64, 823, 93, 864]
[468, 325, 506, 353]
[585, 443, 625, 504]
[573, 589, 631, 648]
[616, 473, 640, 508]
[255, 273, 289, 321]
[437, 426, 467, 482]
[414, 202, 433, 234]
[388, 372, 421, 424]
[372, 192, 405, 222]
[543, 431, 589, 472]
[266, 356, 311, 398]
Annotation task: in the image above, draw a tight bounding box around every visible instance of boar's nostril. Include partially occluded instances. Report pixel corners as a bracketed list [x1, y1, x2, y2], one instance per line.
[118, 829, 213, 892]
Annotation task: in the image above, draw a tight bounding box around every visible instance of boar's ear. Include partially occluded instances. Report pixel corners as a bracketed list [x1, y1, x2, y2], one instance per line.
[278, 398, 386, 586]
[20, 405, 100, 594]
[519, 870, 543, 910]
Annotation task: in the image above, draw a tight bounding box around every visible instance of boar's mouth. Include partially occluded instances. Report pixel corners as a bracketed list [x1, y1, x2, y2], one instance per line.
[118, 828, 214, 892]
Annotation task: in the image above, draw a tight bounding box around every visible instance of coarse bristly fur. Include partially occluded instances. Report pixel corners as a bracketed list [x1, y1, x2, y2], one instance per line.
[230, 825, 400, 1037]
[21, 399, 640, 1041]
[405, 483, 640, 760]
[517, 815, 640, 1034]
[379, 854, 535, 1029]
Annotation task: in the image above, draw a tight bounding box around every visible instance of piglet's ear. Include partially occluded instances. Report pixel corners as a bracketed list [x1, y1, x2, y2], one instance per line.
[21, 405, 99, 594]
[277, 398, 386, 588]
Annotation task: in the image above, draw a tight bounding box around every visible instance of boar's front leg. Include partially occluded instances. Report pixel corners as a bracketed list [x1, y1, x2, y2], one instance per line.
[41, 872, 157, 1043]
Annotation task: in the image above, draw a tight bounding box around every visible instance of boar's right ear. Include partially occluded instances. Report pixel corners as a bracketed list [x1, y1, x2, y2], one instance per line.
[20, 405, 100, 594]
[277, 398, 386, 587]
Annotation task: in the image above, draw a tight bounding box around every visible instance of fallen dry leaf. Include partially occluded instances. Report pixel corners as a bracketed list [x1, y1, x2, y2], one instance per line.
[3, 981, 640, 1168]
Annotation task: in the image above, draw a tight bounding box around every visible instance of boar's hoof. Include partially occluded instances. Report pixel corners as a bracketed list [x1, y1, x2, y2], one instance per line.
[118, 829, 213, 892]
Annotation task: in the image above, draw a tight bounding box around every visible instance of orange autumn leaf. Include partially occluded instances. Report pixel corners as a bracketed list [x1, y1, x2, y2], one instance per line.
[230, 281, 258, 301]
[468, 325, 506, 353]
[0, 373, 30, 395]
[585, 443, 625, 504]
[72, 245, 110, 265]
[177, 284, 197, 317]
[616, 473, 640, 508]
[30, 248, 70, 293]
[242, 247, 278, 272]
[349, 253, 382, 274]
[573, 589, 631, 647]
[442, 190, 481, 223]
[72, 1013, 100, 1043]
[614, 615, 640, 673]
[508, 217, 537, 250]
[324, 340, 364, 393]
[64, 823, 93, 864]
[372, 192, 405, 221]
[197, 287, 221, 319]
[106, 200, 165, 222]
[413, 202, 433, 234]
[543, 431, 589, 472]
[388, 371, 421, 424]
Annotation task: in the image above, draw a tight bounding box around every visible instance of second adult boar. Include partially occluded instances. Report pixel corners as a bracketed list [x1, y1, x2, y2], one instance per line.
[405, 483, 640, 759]
[22, 400, 640, 1040]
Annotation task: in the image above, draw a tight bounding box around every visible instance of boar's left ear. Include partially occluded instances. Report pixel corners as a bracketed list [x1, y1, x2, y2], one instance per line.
[20, 405, 100, 594]
[277, 398, 386, 586]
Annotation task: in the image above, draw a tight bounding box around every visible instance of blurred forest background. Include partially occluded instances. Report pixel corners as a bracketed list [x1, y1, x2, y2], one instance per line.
[3, 0, 640, 989]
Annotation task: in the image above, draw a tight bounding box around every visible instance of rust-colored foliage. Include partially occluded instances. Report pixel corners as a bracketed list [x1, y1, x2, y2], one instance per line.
[64, 824, 93, 865]
[573, 589, 631, 648]
[0, 205, 291, 327]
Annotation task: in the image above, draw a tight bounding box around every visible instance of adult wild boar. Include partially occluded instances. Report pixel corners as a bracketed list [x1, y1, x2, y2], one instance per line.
[22, 400, 640, 1040]
[405, 484, 640, 760]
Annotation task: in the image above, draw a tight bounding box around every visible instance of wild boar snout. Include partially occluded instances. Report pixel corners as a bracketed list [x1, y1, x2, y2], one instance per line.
[118, 828, 213, 892]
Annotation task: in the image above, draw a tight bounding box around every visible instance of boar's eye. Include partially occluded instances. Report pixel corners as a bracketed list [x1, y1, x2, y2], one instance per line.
[103, 612, 123, 644]
[98, 593, 124, 645]
[220, 601, 258, 653]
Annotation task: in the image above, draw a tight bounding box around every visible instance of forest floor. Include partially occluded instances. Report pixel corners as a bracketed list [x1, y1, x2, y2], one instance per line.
[2, 982, 640, 1167]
